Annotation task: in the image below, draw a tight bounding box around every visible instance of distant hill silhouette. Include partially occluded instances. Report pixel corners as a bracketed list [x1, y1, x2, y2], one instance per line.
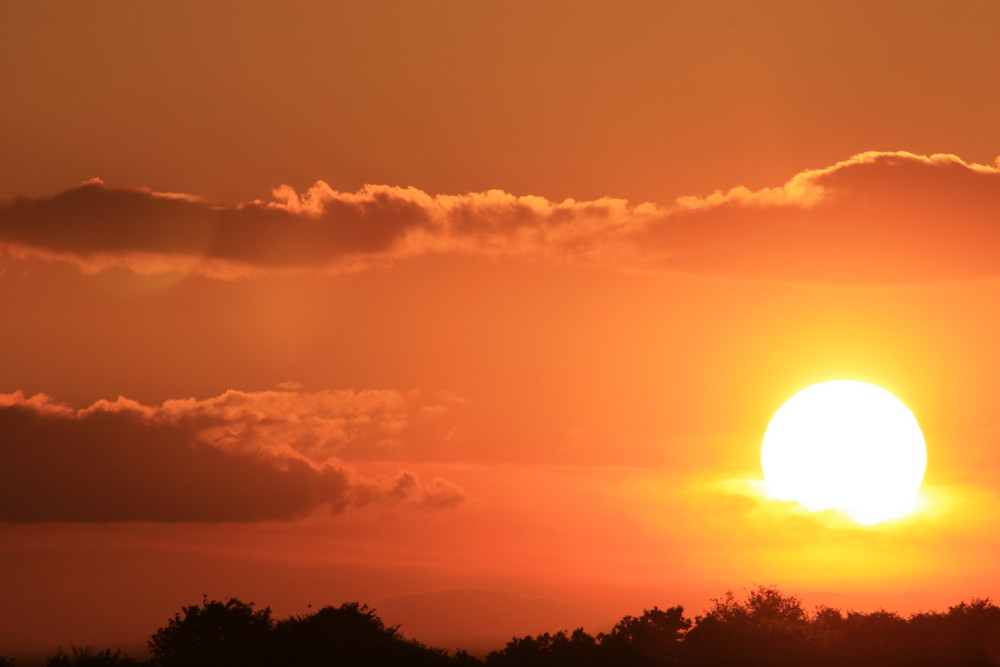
[3, 586, 1000, 666]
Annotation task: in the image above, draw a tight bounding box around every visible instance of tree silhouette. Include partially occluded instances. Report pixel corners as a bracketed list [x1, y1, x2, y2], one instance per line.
[683, 586, 810, 666]
[599, 606, 691, 666]
[14, 586, 1000, 666]
[46, 646, 140, 666]
[147, 596, 272, 667]
[835, 609, 909, 665]
[485, 628, 601, 667]
[450, 649, 484, 666]
[272, 602, 450, 667]
[937, 598, 1000, 666]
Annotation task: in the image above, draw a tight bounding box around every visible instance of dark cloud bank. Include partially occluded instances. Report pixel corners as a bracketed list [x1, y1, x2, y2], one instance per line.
[0, 390, 467, 523]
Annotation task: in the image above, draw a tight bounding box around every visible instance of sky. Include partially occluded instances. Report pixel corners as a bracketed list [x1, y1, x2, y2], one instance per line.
[2, 0, 1000, 659]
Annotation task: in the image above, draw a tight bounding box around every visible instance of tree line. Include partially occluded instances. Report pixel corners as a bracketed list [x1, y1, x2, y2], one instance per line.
[3, 586, 1000, 666]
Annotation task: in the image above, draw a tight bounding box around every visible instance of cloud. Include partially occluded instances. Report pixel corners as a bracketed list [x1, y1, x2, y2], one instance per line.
[0, 175, 654, 277]
[0, 389, 467, 523]
[355, 471, 469, 512]
[635, 152, 1000, 284]
[0, 151, 997, 283]
[124, 388, 441, 462]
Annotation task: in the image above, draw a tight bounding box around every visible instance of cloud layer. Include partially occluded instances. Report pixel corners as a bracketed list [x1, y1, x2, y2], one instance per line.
[0, 152, 998, 283]
[0, 389, 467, 523]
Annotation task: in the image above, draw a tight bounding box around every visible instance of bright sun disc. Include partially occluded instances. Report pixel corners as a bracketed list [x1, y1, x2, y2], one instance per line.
[761, 380, 927, 525]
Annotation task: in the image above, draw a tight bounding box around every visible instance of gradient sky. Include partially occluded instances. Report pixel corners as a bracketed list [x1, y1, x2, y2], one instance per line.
[2, 0, 1000, 659]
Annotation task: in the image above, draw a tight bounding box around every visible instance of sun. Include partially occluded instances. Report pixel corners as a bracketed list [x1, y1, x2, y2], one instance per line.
[761, 380, 927, 525]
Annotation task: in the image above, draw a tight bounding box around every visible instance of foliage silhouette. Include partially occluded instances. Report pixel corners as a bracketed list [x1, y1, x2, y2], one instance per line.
[147, 596, 272, 667]
[484, 586, 1000, 667]
[47, 646, 139, 666]
[9, 586, 1000, 666]
[682, 586, 810, 666]
[272, 602, 450, 667]
[485, 627, 605, 667]
[598, 606, 690, 666]
[450, 649, 484, 666]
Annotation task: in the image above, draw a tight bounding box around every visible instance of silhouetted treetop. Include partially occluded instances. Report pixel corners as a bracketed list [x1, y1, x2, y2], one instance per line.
[11, 586, 1000, 666]
[148, 596, 272, 667]
[598, 606, 690, 666]
[274, 602, 449, 667]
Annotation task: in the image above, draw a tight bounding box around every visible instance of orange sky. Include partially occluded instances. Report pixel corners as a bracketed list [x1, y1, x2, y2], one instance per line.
[2, 0, 1000, 660]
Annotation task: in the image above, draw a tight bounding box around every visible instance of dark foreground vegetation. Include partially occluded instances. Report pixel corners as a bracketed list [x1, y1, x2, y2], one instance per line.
[3, 586, 1000, 666]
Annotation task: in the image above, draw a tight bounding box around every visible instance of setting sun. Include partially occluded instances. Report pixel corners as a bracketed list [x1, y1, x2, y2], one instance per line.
[761, 380, 927, 524]
[761, 380, 927, 525]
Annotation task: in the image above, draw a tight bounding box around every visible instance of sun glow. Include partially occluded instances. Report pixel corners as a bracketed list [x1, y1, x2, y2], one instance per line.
[761, 380, 927, 525]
